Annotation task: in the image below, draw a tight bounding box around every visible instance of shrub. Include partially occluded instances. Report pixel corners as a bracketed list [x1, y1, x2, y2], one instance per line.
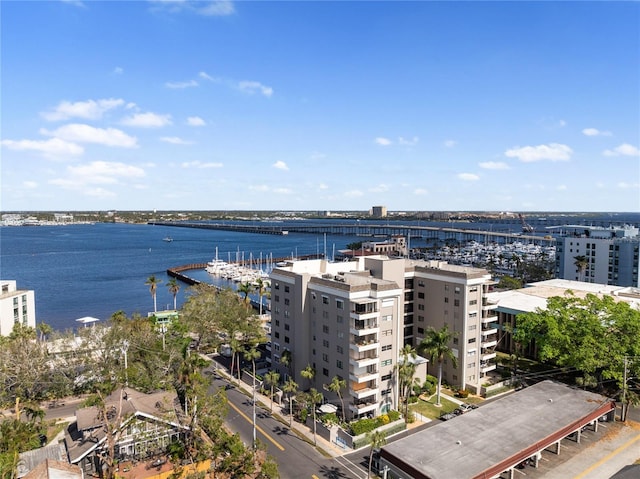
[426, 374, 438, 384]
[388, 410, 401, 422]
[350, 417, 377, 436]
[321, 412, 339, 425]
[457, 389, 470, 399]
[380, 414, 390, 425]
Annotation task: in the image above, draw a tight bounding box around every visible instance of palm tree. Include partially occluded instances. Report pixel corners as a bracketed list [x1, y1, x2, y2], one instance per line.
[36, 322, 53, 343]
[574, 255, 588, 281]
[307, 388, 323, 445]
[280, 349, 292, 379]
[396, 345, 418, 420]
[264, 370, 281, 414]
[301, 364, 315, 390]
[282, 378, 298, 427]
[255, 278, 268, 315]
[238, 281, 254, 306]
[418, 325, 457, 407]
[145, 275, 162, 312]
[244, 346, 262, 448]
[326, 376, 346, 423]
[166, 278, 180, 310]
[366, 429, 387, 478]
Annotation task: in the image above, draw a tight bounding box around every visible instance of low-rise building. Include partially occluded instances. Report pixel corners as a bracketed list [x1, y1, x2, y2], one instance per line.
[0, 280, 36, 336]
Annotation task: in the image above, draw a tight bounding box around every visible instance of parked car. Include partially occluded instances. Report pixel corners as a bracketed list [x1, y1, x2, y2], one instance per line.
[455, 403, 478, 414]
[439, 412, 457, 421]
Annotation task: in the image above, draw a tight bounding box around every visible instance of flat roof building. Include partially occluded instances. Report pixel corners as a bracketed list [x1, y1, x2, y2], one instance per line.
[379, 380, 615, 479]
[0, 280, 36, 336]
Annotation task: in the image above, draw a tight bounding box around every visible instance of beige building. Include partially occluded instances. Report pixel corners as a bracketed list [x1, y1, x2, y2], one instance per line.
[371, 206, 388, 218]
[0, 280, 36, 336]
[269, 255, 497, 419]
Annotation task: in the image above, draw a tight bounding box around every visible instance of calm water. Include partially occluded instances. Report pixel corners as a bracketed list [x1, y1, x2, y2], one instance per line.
[1, 213, 638, 332]
[0, 223, 360, 331]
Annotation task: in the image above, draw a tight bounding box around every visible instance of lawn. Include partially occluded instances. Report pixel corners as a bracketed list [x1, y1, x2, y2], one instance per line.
[409, 394, 459, 420]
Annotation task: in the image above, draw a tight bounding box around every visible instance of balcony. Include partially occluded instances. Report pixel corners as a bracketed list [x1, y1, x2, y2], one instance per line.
[481, 327, 498, 337]
[349, 353, 379, 369]
[350, 319, 380, 336]
[482, 298, 498, 310]
[349, 400, 378, 415]
[481, 362, 497, 373]
[481, 334, 498, 349]
[350, 334, 379, 352]
[481, 312, 498, 324]
[481, 350, 497, 361]
[349, 364, 378, 383]
[350, 380, 379, 399]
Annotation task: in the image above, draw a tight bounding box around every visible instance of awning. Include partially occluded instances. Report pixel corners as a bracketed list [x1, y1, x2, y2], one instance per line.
[319, 403, 338, 414]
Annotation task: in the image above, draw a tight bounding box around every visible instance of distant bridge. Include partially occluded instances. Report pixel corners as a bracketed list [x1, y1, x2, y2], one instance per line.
[150, 221, 555, 245]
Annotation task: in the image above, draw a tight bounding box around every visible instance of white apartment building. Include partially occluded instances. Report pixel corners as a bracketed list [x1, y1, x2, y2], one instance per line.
[0, 280, 36, 336]
[269, 255, 497, 419]
[555, 225, 640, 287]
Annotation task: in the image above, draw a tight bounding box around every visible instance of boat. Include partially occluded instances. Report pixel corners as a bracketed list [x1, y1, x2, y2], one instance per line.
[163, 236, 173, 242]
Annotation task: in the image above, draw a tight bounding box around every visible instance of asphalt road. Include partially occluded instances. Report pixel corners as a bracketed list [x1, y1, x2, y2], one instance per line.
[208, 372, 366, 479]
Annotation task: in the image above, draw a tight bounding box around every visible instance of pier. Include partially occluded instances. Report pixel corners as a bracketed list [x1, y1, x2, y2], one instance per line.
[152, 221, 555, 245]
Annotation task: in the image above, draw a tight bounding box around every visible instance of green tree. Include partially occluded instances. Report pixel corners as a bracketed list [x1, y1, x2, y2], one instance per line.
[166, 277, 181, 310]
[326, 376, 346, 423]
[574, 255, 588, 281]
[255, 278, 268, 316]
[263, 370, 281, 414]
[36, 322, 53, 343]
[515, 293, 640, 391]
[282, 378, 298, 427]
[419, 325, 457, 407]
[301, 364, 315, 390]
[145, 275, 162, 313]
[366, 429, 387, 479]
[496, 276, 523, 291]
[238, 281, 254, 305]
[396, 345, 418, 420]
[306, 388, 323, 445]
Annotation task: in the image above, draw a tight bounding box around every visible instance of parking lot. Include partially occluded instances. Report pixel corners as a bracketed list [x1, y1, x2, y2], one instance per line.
[497, 419, 640, 479]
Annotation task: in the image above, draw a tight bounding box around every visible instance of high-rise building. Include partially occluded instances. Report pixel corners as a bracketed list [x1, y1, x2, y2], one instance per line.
[371, 206, 387, 218]
[555, 225, 639, 287]
[269, 255, 497, 419]
[0, 280, 36, 336]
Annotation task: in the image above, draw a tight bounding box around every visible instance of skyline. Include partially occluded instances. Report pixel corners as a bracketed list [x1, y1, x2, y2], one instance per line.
[1, 1, 639, 213]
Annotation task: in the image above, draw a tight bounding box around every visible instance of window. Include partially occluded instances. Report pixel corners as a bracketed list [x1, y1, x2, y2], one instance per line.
[322, 311, 329, 319]
[337, 345, 343, 354]
[382, 344, 392, 352]
[453, 337, 458, 345]
[468, 362, 476, 368]
[455, 287, 461, 294]
[284, 323, 290, 331]
[337, 331, 344, 339]
[284, 285, 290, 293]
[454, 299, 460, 307]
[381, 359, 392, 366]
[284, 336, 290, 343]
[323, 325, 329, 333]
[381, 373, 392, 381]
[323, 339, 329, 347]
[284, 298, 290, 305]
[275, 319, 280, 326]
[274, 332, 280, 339]
[323, 368, 329, 377]
[336, 299, 344, 309]
[274, 282, 280, 290]
[417, 327, 424, 334]
[274, 295, 280, 302]
[284, 311, 290, 318]
[418, 315, 424, 322]
[469, 299, 477, 306]
[337, 315, 344, 323]
[312, 292, 316, 300]
[418, 280, 425, 287]
[383, 314, 392, 322]
[382, 329, 393, 336]
[381, 389, 391, 396]
[468, 324, 476, 331]
[418, 304, 424, 310]
[322, 353, 328, 362]
[444, 297, 449, 303]
[337, 360, 343, 369]
[322, 296, 329, 305]
[418, 292, 425, 299]
[468, 337, 476, 344]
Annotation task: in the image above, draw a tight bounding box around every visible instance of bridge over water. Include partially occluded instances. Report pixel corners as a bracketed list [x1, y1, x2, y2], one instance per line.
[149, 221, 555, 245]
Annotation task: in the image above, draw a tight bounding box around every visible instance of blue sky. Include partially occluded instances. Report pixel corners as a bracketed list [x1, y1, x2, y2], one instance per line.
[2, 1, 639, 213]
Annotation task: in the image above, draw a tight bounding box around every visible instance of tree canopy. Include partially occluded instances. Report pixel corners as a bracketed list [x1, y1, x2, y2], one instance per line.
[514, 293, 640, 392]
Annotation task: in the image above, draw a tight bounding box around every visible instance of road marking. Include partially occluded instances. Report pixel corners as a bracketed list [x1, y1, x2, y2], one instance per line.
[334, 455, 367, 478]
[572, 431, 640, 479]
[227, 400, 285, 451]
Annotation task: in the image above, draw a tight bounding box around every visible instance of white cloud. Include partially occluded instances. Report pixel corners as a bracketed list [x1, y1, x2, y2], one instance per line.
[41, 98, 125, 121]
[113, 67, 123, 75]
[199, 71, 217, 81]
[369, 184, 389, 193]
[582, 127, 612, 137]
[344, 190, 364, 197]
[120, 112, 172, 128]
[375, 137, 392, 146]
[187, 116, 206, 126]
[603, 143, 640, 157]
[40, 124, 138, 148]
[458, 173, 480, 181]
[51, 161, 145, 190]
[443, 140, 456, 148]
[556, 184, 567, 191]
[318, 183, 328, 190]
[1, 138, 84, 157]
[414, 188, 428, 195]
[237, 81, 273, 97]
[617, 182, 640, 189]
[249, 185, 270, 192]
[310, 151, 326, 160]
[160, 136, 193, 145]
[273, 187, 292, 194]
[197, 1, 235, 16]
[165, 79, 198, 89]
[398, 136, 419, 146]
[23, 181, 38, 189]
[181, 161, 223, 168]
[273, 160, 289, 171]
[504, 143, 573, 162]
[479, 161, 510, 170]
